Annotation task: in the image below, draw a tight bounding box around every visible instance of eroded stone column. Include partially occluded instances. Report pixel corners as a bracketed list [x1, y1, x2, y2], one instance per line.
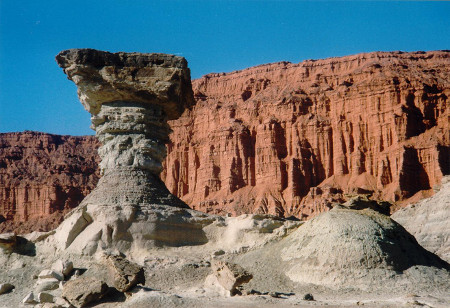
[56, 48, 194, 207]
[93, 101, 170, 175]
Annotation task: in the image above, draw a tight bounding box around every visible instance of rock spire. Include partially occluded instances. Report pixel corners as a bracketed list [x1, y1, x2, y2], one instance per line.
[56, 49, 195, 209]
[53, 49, 210, 254]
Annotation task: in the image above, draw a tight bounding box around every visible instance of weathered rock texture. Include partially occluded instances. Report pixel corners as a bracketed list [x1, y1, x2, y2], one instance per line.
[235, 206, 450, 294]
[162, 50, 450, 218]
[1, 51, 449, 233]
[279, 208, 449, 289]
[53, 49, 214, 255]
[62, 277, 108, 308]
[0, 131, 99, 233]
[392, 176, 450, 263]
[55, 48, 195, 177]
[104, 254, 145, 292]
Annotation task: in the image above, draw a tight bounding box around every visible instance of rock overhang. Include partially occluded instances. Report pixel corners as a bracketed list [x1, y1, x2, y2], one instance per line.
[55, 48, 195, 119]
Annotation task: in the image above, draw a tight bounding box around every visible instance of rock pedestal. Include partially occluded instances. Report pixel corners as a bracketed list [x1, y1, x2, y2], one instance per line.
[53, 49, 212, 256]
[56, 48, 195, 208]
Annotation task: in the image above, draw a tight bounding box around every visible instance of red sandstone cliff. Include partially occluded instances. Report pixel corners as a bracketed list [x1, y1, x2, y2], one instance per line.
[0, 131, 100, 233]
[1, 51, 449, 233]
[162, 51, 450, 218]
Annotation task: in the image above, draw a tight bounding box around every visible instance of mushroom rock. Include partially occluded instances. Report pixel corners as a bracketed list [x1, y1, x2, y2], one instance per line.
[55, 48, 194, 206]
[53, 49, 212, 257]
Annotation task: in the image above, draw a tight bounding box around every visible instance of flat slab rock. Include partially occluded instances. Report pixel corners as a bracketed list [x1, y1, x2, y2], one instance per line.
[62, 277, 108, 308]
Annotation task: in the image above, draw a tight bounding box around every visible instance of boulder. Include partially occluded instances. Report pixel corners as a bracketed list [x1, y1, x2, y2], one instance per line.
[38, 270, 64, 281]
[52, 260, 74, 278]
[105, 255, 145, 292]
[62, 277, 108, 308]
[22, 292, 36, 304]
[0, 283, 14, 295]
[37, 292, 54, 303]
[211, 260, 252, 295]
[35, 278, 60, 292]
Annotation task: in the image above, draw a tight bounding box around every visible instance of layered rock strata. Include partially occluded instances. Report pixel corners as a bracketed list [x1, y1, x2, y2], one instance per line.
[0, 131, 99, 233]
[163, 50, 450, 218]
[53, 49, 211, 254]
[1, 51, 449, 233]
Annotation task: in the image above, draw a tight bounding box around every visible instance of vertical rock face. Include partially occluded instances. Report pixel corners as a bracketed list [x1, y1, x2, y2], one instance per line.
[55, 48, 195, 208]
[0, 131, 99, 233]
[162, 51, 450, 218]
[1, 50, 449, 234]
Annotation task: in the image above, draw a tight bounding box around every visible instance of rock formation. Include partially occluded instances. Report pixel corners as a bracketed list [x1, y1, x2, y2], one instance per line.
[235, 207, 450, 294]
[392, 176, 450, 263]
[1, 50, 449, 233]
[53, 48, 213, 255]
[0, 131, 99, 233]
[0, 49, 449, 308]
[278, 208, 449, 289]
[163, 50, 450, 218]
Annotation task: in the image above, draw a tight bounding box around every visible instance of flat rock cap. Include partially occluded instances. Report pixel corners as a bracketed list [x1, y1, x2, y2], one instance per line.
[56, 48, 195, 119]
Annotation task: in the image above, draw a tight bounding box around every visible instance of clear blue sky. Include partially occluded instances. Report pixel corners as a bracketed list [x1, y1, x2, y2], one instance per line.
[1, 1, 449, 136]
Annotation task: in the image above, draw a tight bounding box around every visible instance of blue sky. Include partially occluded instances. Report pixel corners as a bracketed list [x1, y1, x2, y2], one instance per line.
[1, 1, 449, 136]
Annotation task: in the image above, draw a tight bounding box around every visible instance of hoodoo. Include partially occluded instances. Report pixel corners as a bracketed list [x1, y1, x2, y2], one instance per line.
[53, 49, 211, 255]
[55, 48, 194, 208]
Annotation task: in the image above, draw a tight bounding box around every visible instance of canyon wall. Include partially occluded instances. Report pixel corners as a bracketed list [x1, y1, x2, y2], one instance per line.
[1, 51, 449, 233]
[162, 51, 449, 218]
[0, 131, 99, 233]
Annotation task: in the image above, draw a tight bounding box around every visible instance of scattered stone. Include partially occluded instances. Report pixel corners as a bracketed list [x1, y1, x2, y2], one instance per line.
[37, 292, 54, 303]
[244, 289, 262, 295]
[303, 293, 314, 301]
[105, 254, 145, 292]
[52, 260, 74, 278]
[22, 292, 37, 304]
[0, 283, 14, 295]
[35, 278, 60, 292]
[38, 270, 64, 281]
[213, 250, 225, 256]
[0, 233, 17, 253]
[211, 260, 253, 296]
[269, 292, 282, 298]
[62, 277, 108, 308]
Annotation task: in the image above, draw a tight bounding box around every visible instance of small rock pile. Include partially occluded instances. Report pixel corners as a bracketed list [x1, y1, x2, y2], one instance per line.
[17, 254, 145, 307]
